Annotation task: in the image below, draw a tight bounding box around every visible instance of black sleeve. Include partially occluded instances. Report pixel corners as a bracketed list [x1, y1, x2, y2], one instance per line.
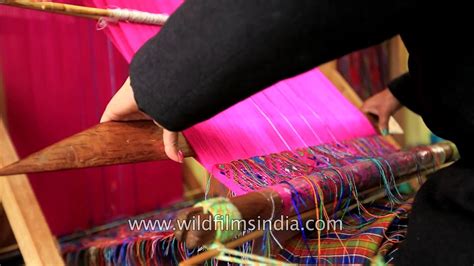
[130, 0, 419, 131]
[387, 72, 421, 114]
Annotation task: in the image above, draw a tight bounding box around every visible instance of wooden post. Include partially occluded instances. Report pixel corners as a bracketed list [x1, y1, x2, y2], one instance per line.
[0, 120, 63, 265]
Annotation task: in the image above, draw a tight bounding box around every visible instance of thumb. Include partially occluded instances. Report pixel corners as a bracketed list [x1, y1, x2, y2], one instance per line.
[153, 120, 183, 163]
[163, 129, 183, 163]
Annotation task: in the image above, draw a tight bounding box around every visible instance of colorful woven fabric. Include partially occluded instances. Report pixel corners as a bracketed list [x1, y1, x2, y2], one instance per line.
[60, 195, 414, 265]
[57, 133, 450, 265]
[60, 200, 200, 265]
[215, 135, 397, 194]
[278, 196, 412, 265]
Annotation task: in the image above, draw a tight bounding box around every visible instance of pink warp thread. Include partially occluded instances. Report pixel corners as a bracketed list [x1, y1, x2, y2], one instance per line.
[88, 0, 377, 194]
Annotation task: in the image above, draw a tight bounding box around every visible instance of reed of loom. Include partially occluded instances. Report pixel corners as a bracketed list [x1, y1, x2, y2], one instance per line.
[0, 0, 168, 24]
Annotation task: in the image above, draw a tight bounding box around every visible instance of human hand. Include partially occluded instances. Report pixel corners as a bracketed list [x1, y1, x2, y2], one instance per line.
[100, 77, 184, 163]
[361, 88, 402, 135]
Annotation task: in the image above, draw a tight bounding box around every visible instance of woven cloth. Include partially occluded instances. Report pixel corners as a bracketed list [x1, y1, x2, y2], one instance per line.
[278, 196, 413, 265]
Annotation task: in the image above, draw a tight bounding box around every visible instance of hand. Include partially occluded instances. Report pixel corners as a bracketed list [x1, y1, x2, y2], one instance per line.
[361, 88, 402, 135]
[100, 77, 184, 163]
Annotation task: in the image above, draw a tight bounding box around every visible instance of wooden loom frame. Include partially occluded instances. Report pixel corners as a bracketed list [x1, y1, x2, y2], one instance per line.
[0, 63, 399, 265]
[0, 89, 63, 263]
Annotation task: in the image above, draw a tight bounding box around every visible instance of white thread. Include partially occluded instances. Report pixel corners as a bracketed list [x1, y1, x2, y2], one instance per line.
[108, 8, 168, 25]
[257, 191, 285, 250]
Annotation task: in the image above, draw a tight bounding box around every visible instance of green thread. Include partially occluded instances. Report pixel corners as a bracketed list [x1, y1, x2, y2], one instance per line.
[371, 254, 387, 266]
[194, 197, 242, 244]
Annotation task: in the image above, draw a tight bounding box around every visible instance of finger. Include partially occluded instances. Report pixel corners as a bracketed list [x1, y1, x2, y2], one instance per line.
[360, 105, 381, 130]
[360, 103, 379, 116]
[378, 113, 390, 136]
[100, 105, 120, 123]
[163, 129, 182, 163]
[100, 77, 143, 123]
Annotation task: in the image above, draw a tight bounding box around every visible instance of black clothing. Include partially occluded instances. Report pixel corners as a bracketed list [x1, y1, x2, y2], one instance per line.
[131, 0, 413, 130]
[129, 1, 474, 265]
[395, 160, 474, 265]
[130, 1, 474, 162]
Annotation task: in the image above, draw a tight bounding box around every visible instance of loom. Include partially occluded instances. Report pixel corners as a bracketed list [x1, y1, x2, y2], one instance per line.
[0, 1, 458, 265]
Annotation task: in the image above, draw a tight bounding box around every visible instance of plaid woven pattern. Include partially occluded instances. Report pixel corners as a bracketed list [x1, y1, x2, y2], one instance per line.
[279, 197, 412, 265]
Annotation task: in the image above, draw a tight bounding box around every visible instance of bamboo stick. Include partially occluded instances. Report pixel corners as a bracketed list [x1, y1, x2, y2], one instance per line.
[2, 1, 109, 17]
[0, 0, 168, 25]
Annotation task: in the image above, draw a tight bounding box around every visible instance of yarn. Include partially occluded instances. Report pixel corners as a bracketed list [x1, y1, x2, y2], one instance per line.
[279, 197, 414, 264]
[108, 8, 168, 25]
[194, 197, 243, 244]
[184, 68, 376, 194]
[216, 135, 397, 197]
[2, 0, 455, 264]
[59, 139, 452, 265]
[61, 200, 200, 265]
[211, 242, 294, 265]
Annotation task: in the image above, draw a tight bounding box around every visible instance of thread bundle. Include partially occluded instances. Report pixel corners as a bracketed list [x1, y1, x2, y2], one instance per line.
[108, 8, 168, 25]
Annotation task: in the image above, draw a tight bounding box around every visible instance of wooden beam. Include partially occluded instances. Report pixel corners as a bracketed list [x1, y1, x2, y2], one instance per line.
[0, 121, 194, 176]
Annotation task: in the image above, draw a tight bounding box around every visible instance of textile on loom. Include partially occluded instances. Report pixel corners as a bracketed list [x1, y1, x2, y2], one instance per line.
[58, 133, 448, 264]
[61, 200, 199, 265]
[214, 135, 396, 194]
[0, 0, 451, 264]
[279, 196, 413, 265]
[184, 68, 376, 194]
[15, 1, 448, 264]
[83, 0, 376, 185]
[60, 196, 414, 265]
